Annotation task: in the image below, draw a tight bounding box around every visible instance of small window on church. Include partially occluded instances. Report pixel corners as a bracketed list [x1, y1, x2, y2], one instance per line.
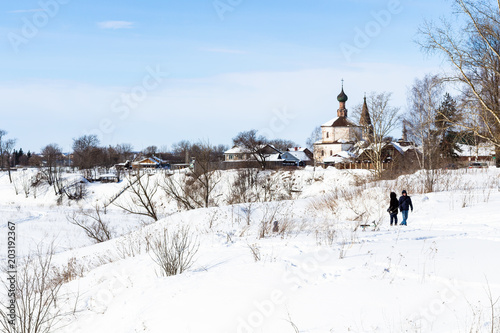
[321, 150, 324, 156]
[330, 150, 332, 156]
[326, 132, 329, 138]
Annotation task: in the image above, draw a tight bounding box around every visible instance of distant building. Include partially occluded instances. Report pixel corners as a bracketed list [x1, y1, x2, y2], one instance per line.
[224, 144, 281, 163]
[281, 147, 313, 166]
[131, 156, 170, 169]
[223, 145, 313, 167]
[455, 143, 495, 164]
[313, 85, 366, 164]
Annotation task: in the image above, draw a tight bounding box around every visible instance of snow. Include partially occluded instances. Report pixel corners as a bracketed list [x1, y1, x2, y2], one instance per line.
[283, 151, 311, 162]
[390, 141, 419, 154]
[321, 116, 340, 127]
[1, 167, 500, 332]
[456, 143, 495, 157]
[322, 150, 357, 163]
[225, 147, 252, 154]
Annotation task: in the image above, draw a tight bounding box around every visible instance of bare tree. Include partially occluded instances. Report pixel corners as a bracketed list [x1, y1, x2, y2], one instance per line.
[191, 142, 222, 208]
[39, 143, 65, 195]
[67, 204, 114, 243]
[306, 126, 322, 152]
[142, 145, 158, 156]
[72, 134, 101, 179]
[52, 175, 87, 200]
[115, 171, 160, 221]
[163, 142, 222, 210]
[15, 170, 32, 198]
[40, 144, 62, 185]
[406, 74, 444, 170]
[232, 129, 271, 169]
[419, 0, 500, 165]
[405, 75, 445, 191]
[268, 138, 298, 152]
[115, 143, 134, 161]
[0, 244, 65, 333]
[171, 140, 192, 163]
[354, 92, 401, 177]
[0, 130, 17, 183]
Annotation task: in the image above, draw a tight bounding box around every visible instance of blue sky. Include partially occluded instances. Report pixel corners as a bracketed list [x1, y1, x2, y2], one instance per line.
[1, 0, 454, 153]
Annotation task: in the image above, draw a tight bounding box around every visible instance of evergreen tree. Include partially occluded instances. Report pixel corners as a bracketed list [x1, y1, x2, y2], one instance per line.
[14, 148, 24, 165]
[435, 93, 461, 161]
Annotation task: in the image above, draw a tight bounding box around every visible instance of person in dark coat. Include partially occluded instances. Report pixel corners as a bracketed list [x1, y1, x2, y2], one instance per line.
[398, 190, 413, 225]
[388, 192, 399, 226]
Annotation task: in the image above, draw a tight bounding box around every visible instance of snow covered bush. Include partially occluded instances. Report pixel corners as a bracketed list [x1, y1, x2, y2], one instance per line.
[150, 227, 199, 277]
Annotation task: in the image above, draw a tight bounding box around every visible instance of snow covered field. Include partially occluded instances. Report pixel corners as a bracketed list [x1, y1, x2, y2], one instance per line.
[1, 167, 500, 332]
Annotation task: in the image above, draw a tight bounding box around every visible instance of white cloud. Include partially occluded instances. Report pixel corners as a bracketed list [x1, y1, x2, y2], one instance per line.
[97, 21, 134, 30]
[202, 48, 247, 54]
[0, 63, 443, 152]
[8, 9, 45, 13]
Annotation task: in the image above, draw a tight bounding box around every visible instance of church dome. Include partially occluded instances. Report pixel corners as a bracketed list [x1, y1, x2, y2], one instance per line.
[337, 88, 348, 102]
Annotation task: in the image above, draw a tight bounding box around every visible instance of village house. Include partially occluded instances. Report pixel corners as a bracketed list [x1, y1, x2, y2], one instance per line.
[455, 143, 496, 165]
[131, 156, 170, 169]
[224, 145, 313, 167]
[224, 144, 281, 163]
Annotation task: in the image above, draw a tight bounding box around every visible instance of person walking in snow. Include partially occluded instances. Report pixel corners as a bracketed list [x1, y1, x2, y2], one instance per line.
[388, 192, 399, 226]
[398, 190, 413, 226]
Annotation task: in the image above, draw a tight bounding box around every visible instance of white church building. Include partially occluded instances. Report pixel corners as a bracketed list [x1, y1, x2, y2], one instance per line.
[314, 85, 372, 164]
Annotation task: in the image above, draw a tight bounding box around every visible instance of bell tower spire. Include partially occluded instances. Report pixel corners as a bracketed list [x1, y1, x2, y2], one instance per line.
[337, 79, 348, 117]
[360, 94, 373, 141]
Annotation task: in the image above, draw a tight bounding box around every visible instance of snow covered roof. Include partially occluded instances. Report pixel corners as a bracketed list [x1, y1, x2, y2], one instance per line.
[323, 156, 345, 163]
[389, 142, 418, 154]
[99, 173, 118, 178]
[225, 144, 281, 155]
[455, 143, 495, 157]
[263, 153, 282, 162]
[332, 139, 355, 144]
[323, 150, 357, 163]
[133, 155, 167, 166]
[335, 151, 357, 158]
[224, 146, 252, 154]
[353, 142, 420, 157]
[287, 147, 309, 152]
[321, 116, 359, 127]
[281, 151, 311, 162]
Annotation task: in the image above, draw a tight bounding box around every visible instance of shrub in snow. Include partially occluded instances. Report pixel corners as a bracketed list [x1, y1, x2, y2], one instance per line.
[0, 245, 66, 333]
[66, 205, 114, 243]
[150, 227, 199, 277]
[115, 171, 159, 221]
